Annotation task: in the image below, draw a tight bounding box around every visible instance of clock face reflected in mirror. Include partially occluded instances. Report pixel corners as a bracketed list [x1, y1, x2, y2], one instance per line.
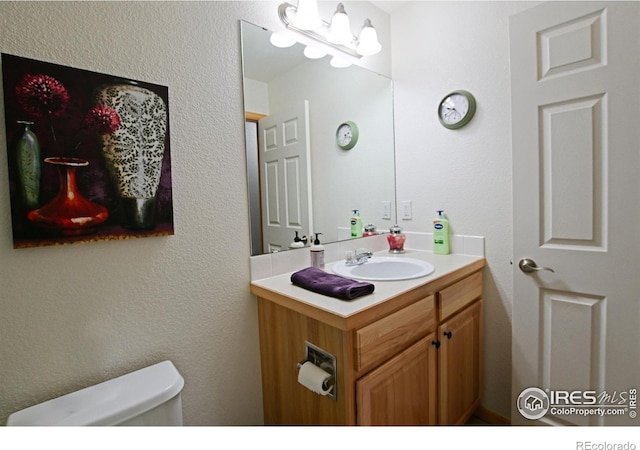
[337, 124, 352, 145]
[336, 121, 359, 150]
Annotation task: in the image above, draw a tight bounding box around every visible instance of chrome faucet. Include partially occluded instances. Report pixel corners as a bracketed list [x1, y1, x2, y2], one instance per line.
[345, 248, 372, 266]
[355, 250, 372, 264]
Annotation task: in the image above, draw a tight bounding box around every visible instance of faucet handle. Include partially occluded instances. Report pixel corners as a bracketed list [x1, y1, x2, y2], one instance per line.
[345, 250, 356, 265]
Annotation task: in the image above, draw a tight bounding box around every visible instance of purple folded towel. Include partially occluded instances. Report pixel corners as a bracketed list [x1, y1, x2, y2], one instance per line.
[291, 266, 375, 300]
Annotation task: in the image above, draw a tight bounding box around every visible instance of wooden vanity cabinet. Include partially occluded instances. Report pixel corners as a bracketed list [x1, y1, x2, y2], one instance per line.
[435, 270, 483, 425]
[437, 300, 482, 425]
[356, 333, 438, 425]
[253, 261, 484, 425]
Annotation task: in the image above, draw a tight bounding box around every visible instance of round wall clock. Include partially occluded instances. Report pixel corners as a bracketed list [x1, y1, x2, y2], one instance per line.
[336, 121, 359, 150]
[438, 90, 477, 129]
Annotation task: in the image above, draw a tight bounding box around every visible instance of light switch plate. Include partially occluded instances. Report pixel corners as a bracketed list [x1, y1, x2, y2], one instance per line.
[401, 200, 412, 220]
[382, 201, 391, 219]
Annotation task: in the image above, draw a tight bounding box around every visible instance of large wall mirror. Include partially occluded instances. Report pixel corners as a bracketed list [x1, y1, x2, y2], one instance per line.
[241, 21, 396, 256]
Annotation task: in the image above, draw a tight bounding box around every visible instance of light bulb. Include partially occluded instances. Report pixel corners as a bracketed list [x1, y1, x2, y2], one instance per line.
[292, 0, 322, 31]
[356, 19, 382, 56]
[303, 45, 327, 59]
[328, 3, 352, 46]
[330, 56, 352, 68]
[270, 32, 296, 48]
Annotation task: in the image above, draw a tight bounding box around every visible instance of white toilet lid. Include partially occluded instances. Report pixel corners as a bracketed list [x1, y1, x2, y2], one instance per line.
[7, 360, 184, 426]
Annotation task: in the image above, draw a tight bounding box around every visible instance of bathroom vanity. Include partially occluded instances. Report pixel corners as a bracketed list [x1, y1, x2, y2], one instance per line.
[250, 251, 485, 425]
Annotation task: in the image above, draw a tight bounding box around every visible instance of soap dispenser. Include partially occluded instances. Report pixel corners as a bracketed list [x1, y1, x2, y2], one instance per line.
[433, 210, 450, 254]
[289, 231, 306, 249]
[387, 225, 406, 253]
[350, 210, 363, 238]
[310, 233, 325, 269]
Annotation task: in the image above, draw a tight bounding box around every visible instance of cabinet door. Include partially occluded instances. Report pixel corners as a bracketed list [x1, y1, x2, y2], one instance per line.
[356, 334, 437, 425]
[438, 300, 482, 425]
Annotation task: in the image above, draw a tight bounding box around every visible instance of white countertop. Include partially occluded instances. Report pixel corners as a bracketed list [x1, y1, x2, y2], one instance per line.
[250, 249, 485, 319]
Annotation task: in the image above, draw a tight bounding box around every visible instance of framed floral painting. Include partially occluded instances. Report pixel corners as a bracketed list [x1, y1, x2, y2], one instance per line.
[2, 54, 173, 248]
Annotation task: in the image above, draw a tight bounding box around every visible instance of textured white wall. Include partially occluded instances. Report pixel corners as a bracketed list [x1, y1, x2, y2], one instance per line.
[0, 0, 265, 426]
[391, 1, 538, 418]
[0, 1, 390, 425]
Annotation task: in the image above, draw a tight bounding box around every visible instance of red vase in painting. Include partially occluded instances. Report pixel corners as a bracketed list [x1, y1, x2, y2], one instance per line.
[27, 157, 108, 236]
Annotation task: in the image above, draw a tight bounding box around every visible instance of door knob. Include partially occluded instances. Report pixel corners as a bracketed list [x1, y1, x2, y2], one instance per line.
[518, 258, 555, 273]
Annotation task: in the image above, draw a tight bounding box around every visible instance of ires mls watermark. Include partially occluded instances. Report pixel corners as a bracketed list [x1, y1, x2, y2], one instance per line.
[517, 387, 637, 420]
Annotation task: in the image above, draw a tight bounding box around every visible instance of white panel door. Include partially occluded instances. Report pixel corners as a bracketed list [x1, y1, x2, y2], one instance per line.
[511, 2, 639, 426]
[258, 101, 313, 253]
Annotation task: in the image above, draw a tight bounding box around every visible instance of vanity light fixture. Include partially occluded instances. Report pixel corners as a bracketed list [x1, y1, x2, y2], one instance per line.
[275, 1, 382, 63]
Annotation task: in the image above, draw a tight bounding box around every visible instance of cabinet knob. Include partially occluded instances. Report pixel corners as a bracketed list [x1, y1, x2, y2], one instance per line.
[431, 340, 441, 348]
[444, 331, 453, 339]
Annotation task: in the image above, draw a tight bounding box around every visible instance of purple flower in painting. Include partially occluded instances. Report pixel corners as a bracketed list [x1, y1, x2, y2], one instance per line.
[84, 105, 120, 135]
[15, 74, 70, 119]
[14, 74, 120, 154]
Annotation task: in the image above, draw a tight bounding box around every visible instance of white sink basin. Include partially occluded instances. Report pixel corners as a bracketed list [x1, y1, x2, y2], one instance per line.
[332, 256, 435, 281]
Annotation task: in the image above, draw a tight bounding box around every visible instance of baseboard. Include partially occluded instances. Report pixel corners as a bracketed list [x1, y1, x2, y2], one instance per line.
[474, 406, 511, 425]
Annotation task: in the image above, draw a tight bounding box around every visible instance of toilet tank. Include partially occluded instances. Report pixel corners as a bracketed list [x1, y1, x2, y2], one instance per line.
[7, 360, 184, 426]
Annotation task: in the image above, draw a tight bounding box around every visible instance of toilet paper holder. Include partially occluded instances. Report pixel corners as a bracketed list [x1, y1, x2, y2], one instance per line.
[297, 341, 337, 401]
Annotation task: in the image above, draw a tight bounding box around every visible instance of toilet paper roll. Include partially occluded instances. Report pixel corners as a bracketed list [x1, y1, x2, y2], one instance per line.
[297, 361, 333, 396]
